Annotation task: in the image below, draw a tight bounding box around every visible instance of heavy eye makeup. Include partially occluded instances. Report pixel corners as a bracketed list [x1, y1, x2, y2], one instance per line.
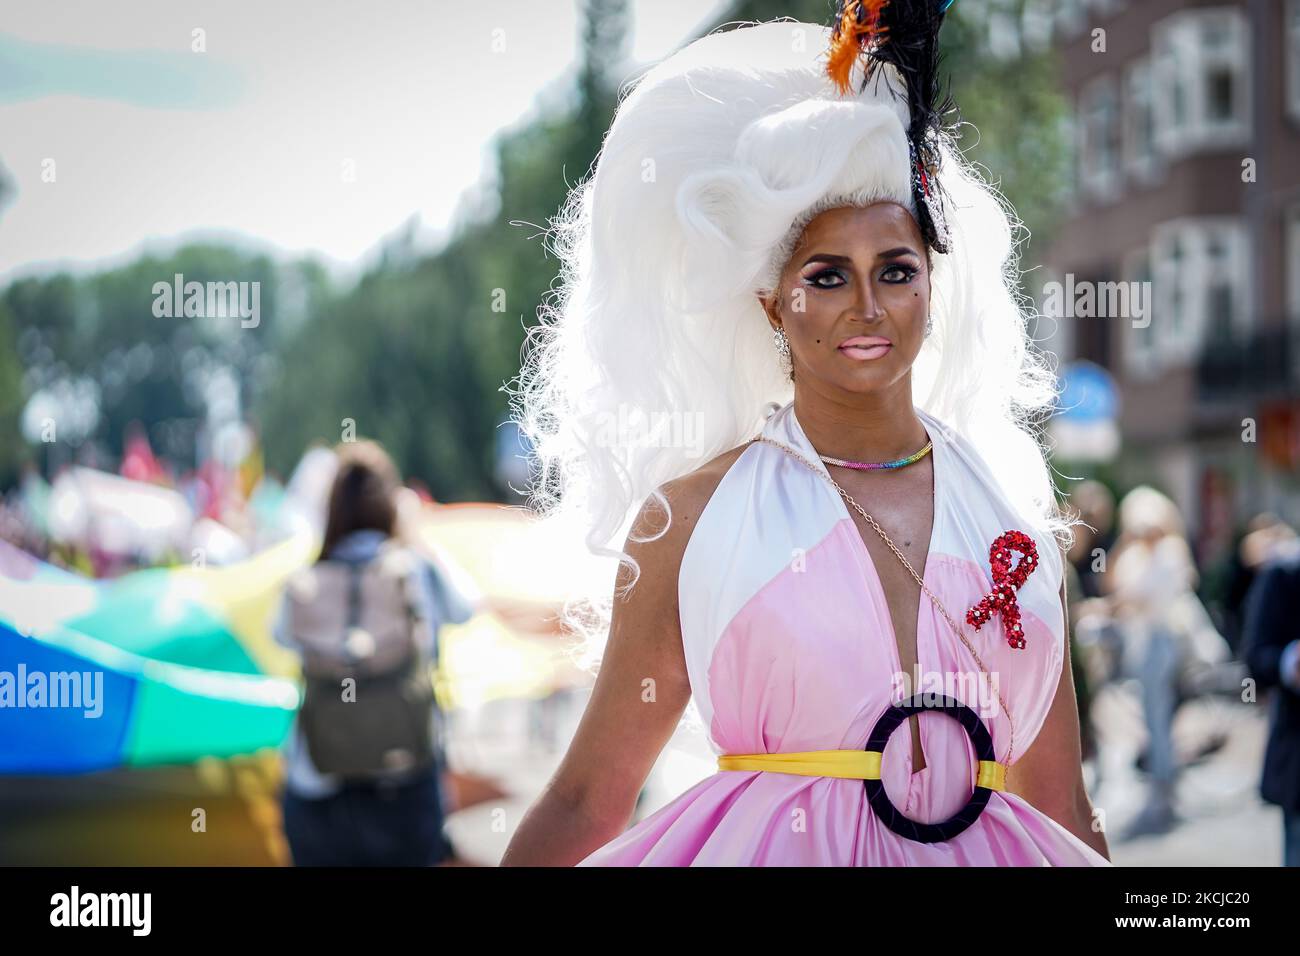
[797, 258, 922, 289]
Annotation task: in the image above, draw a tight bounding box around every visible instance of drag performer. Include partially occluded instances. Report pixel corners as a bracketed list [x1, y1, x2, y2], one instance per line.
[505, 2, 1110, 865]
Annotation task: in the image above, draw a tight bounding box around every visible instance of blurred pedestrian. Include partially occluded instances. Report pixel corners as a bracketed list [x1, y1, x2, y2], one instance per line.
[274, 440, 478, 866]
[1109, 486, 1198, 839]
[1063, 480, 1119, 767]
[1067, 480, 1116, 601]
[1219, 514, 1297, 654]
[1241, 536, 1300, 866]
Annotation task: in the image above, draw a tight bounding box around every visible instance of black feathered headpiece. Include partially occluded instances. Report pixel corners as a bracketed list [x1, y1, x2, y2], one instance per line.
[826, 0, 959, 254]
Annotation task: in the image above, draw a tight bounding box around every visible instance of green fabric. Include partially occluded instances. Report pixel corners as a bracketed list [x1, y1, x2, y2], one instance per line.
[64, 570, 260, 675]
[124, 668, 297, 765]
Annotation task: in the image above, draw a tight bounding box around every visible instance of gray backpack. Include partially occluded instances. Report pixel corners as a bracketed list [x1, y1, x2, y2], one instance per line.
[284, 542, 439, 779]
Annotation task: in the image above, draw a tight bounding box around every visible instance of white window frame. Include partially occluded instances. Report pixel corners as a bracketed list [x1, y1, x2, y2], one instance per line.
[1122, 56, 1160, 184]
[1196, 7, 1252, 143]
[1151, 223, 1191, 364]
[1201, 219, 1252, 344]
[1078, 74, 1122, 203]
[1151, 8, 1252, 158]
[1150, 217, 1251, 366]
[1123, 244, 1159, 379]
[1152, 14, 1197, 155]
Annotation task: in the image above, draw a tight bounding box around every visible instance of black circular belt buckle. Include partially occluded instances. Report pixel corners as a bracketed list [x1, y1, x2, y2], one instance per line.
[863, 694, 1000, 844]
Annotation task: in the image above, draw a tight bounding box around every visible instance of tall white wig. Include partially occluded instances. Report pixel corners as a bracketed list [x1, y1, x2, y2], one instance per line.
[512, 18, 1065, 659]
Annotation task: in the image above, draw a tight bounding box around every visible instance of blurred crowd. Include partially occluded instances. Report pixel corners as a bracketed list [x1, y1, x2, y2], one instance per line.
[0, 420, 413, 578]
[1065, 480, 1299, 857]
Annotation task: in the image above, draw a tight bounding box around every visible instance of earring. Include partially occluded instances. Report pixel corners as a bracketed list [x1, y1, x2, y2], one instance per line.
[924, 313, 935, 338]
[773, 327, 791, 363]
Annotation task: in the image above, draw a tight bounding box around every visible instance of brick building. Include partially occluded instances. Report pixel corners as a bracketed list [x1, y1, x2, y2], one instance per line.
[1039, 0, 1300, 562]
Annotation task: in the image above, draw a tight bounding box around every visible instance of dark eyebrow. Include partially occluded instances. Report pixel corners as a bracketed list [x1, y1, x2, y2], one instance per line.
[799, 247, 921, 268]
[876, 246, 922, 260]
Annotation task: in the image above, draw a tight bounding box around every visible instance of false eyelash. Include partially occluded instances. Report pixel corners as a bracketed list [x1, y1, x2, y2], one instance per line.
[884, 264, 920, 282]
[804, 268, 846, 287]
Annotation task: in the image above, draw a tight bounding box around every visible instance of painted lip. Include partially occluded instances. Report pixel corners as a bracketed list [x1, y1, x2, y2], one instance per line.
[837, 335, 892, 360]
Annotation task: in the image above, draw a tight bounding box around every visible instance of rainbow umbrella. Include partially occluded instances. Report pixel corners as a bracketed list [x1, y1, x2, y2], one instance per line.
[0, 537, 308, 773]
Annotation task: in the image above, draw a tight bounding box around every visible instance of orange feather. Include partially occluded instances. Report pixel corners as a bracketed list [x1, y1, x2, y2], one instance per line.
[826, 0, 891, 95]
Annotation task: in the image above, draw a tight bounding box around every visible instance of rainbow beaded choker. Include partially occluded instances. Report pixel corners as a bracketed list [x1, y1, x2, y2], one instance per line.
[818, 437, 932, 471]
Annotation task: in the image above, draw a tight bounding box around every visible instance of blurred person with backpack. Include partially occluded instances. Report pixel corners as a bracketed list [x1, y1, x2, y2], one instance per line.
[274, 440, 478, 866]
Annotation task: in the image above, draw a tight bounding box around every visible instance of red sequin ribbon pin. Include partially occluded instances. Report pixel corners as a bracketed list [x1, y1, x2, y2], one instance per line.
[966, 530, 1039, 650]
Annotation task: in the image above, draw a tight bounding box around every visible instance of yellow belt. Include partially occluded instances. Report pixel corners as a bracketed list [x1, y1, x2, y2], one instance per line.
[717, 750, 1006, 791]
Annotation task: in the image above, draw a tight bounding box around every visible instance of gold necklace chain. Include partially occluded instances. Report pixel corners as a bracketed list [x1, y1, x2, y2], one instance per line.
[756, 435, 1016, 770]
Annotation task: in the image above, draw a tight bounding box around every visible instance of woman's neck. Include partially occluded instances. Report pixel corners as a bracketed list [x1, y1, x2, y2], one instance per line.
[792, 381, 928, 464]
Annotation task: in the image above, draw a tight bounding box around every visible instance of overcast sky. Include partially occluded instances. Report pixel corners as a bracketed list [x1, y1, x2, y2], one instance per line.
[0, 0, 726, 281]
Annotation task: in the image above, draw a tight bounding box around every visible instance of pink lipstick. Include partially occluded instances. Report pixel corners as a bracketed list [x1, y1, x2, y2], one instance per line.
[837, 335, 892, 361]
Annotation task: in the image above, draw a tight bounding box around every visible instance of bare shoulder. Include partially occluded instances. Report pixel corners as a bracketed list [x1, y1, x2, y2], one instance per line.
[618, 440, 756, 592]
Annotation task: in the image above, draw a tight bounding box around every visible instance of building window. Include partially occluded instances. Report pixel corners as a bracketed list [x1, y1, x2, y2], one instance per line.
[1289, 0, 1300, 122]
[1124, 246, 1158, 378]
[1198, 10, 1249, 137]
[1079, 75, 1121, 202]
[1122, 58, 1159, 183]
[1203, 228, 1243, 346]
[1217, 220, 1251, 340]
[1152, 15, 1195, 153]
[1150, 218, 1250, 365]
[1152, 8, 1251, 156]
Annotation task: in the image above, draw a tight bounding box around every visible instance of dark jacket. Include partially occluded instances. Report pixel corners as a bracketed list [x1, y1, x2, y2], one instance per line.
[1242, 547, 1300, 813]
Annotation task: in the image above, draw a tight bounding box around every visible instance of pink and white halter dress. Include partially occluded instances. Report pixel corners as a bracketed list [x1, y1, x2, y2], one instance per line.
[577, 400, 1111, 866]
